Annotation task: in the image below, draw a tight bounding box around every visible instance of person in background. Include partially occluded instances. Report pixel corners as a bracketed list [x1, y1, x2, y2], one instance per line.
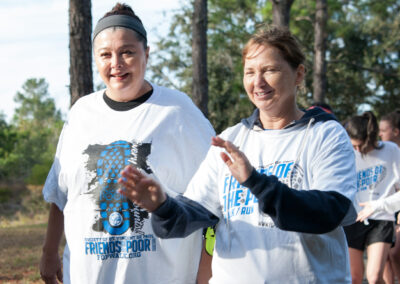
[343, 111, 400, 284]
[379, 110, 400, 146]
[357, 188, 400, 222]
[39, 3, 215, 283]
[118, 26, 357, 283]
[196, 226, 214, 284]
[379, 110, 400, 284]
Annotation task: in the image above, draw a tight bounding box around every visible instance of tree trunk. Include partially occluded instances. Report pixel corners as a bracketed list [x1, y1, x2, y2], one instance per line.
[192, 0, 209, 117]
[272, 0, 295, 28]
[69, 0, 93, 106]
[313, 0, 327, 104]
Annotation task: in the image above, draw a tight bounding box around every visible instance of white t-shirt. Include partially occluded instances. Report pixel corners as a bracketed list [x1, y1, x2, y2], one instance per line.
[43, 83, 215, 284]
[185, 119, 356, 284]
[353, 141, 400, 221]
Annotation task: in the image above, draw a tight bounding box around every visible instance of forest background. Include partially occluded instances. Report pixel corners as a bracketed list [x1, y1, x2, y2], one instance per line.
[0, 0, 399, 282]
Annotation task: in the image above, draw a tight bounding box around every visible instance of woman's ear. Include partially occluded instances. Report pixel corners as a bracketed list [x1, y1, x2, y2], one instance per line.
[295, 64, 305, 86]
[394, 127, 400, 137]
[145, 46, 150, 63]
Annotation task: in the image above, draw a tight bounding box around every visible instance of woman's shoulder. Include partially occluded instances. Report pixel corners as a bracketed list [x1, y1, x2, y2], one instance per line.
[150, 84, 206, 119]
[379, 141, 400, 155]
[380, 140, 399, 149]
[312, 119, 343, 131]
[151, 84, 193, 106]
[151, 83, 214, 130]
[70, 90, 104, 109]
[308, 120, 353, 155]
[218, 122, 246, 140]
[66, 90, 104, 120]
[312, 119, 347, 139]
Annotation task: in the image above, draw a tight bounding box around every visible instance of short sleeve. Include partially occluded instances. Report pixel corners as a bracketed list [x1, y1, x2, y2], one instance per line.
[42, 123, 69, 211]
[42, 160, 67, 210]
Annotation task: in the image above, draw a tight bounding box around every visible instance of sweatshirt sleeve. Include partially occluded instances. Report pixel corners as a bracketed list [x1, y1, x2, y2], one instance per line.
[370, 192, 400, 215]
[243, 168, 353, 234]
[151, 195, 219, 238]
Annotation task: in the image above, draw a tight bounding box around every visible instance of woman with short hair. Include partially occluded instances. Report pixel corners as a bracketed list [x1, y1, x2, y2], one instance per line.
[119, 26, 357, 283]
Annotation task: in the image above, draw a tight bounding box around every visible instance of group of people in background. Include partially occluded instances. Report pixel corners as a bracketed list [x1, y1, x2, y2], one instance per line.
[39, 2, 400, 284]
[343, 109, 400, 284]
[380, 110, 400, 284]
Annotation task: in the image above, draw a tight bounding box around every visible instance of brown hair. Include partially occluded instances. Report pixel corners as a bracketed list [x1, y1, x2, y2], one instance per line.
[381, 109, 400, 131]
[345, 111, 380, 154]
[100, 3, 147, 48]
[242, 26, 305, 69]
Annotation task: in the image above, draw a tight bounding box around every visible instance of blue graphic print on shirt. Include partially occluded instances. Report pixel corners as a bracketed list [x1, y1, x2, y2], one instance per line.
[82, 140, 158, 261]
[222, 160, 304, 223]
[357, 164, 386, 192]
[83, 140, 152, 235]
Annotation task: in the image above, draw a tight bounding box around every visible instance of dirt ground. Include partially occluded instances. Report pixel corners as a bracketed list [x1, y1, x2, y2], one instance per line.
[0, 223, 46, 283]
[0, 183, 64, 283]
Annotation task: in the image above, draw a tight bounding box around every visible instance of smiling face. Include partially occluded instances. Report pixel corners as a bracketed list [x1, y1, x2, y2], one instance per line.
[94, 27, 150, 102]
[243, 44, 305, 127]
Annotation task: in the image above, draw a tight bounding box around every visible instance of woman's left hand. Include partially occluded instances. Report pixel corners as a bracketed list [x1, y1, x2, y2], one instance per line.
[356, 202, 375, 222]
[211, 136, 253, 184]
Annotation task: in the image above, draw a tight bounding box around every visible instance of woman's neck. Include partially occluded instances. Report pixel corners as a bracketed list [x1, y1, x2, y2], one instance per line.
[259, 107, 304, 130]
[106, 81, 152, 102]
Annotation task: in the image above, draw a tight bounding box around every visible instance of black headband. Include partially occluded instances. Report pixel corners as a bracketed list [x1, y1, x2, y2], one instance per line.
[93, 14, 147, 42]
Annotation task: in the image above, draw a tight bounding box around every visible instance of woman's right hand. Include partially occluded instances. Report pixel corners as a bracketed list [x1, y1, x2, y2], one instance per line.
[118, 165, 166, 212]
[356, 202, 375, 222]
[211, 136, 253, 184]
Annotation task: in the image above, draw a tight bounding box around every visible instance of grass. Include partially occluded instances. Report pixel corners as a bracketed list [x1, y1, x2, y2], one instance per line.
[0, 223, 47, 283]
[0, 183, 65, 283]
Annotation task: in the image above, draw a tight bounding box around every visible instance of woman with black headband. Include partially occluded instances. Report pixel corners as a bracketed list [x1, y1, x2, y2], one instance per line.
[39, 3, 214, 283]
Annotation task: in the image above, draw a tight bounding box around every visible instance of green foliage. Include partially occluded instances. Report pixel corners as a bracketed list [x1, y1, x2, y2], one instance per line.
[206, 0, 265, 132]
[150, 0, 266, 132]
[324, 0, 400, 120]
[0, 187, 12, 203]
[0, 114, 19, 180]
[26, 160, 54, 185]
[289, 0, 400, 120]
[0, 78, 63, 184]
[13, 78, 62, 129]
[149, 0, 399, 128]
[149, 2, 193, 93]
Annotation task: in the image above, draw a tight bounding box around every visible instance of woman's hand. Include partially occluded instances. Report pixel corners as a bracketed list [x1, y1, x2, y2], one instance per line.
[211, 136, 253, 184]
[356, 202, 375, 222]
[40, 251, 63, 284]
[118, 165, 166, 212]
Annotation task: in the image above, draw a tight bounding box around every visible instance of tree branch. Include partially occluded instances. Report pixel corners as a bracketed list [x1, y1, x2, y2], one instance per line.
[328, 59, 400, 78]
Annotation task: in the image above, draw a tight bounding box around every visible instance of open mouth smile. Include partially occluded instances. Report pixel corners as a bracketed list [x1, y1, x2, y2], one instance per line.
[254, 90, 273, 98]
[110, 73, 129, 81]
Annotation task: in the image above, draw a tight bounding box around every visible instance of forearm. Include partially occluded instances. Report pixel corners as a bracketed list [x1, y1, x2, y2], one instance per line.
[371, 192, 400, 215]
[42, 203, 64, 254]
[197, 240, 213, 284]
[151, 195, 219, 238]
[243, 169, 352, 234]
